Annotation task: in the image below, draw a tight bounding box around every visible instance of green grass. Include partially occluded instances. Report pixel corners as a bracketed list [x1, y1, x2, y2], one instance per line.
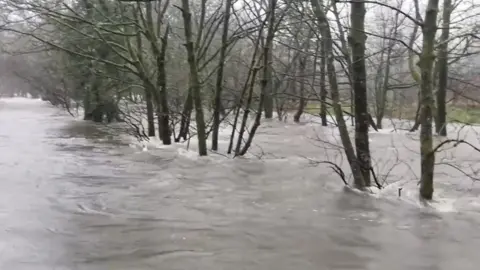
[448, 107, 480, 124]
[304, 103, 351, 116]
[302, 102, 480, 124]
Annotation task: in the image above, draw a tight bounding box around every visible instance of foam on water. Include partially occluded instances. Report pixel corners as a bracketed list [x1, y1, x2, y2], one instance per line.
[0, 97, 42, 104]
[42, 102, 480, 214]
[176, 148, 200, 160]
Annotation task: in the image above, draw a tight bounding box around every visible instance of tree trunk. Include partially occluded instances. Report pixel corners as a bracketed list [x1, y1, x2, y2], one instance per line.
[407, 18, 422, 132]
[419, 0, 440, 200]
[176, 90, 193, 142]
[310, 0, 365, 189]
[227, 13, 267, 155]
[181, 0, 208, 156]
[132, 5, 157, 138]
[294, 57, 307, 123]
[319, 37, 327, 126]
[84, 73, 103, 121]
[235, 65, 261, 154]
[83, 88, 93, 120]
[157, 25, 171, 145]
[153, 94, 164, 140]
[91, 81, 103, 123]
[239, 0, 276, 155]
[332, 2, 354, 126]
[375, 37, 393, 130]
[262, 0, 275, 119]
[212, 0, 232, 151]
[375, 3, 400, 130]
[263, 44, 274, 119]
[144, 1, 171, 145]
[375, 59, 388, 129]
[350, 0, 371, 186]
[145, 88, 155, 137]
[435, 0, 452, 136]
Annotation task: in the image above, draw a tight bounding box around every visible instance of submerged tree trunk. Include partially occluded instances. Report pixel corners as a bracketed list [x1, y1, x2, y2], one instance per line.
[375, 38, 392, 130]
[310, 0, 365, 189]
[263, 1, 276, 119]
[331, 2, 354, 126]
[239, 0, 276, 155]
[145, 88, 155, 137]
[144, 1, 171, 145]
[228, 12, 267, 155]
[157, 25, 171, 144]
[419, 0, 440, 200]
[176, 90, 193, 142]
[181, 0, 208, 156]
[375, 4, 401, 129]
[350, 0, 371, 186]
[263, 69, 274, 119]
[435, 0, 452, 136]
[293, 57, 307, 123]
[235, 65, 261, 154]
[91, 79, 104, 123]
[236, 66, 261, 155]
[83, 88, 93, 120]
[319, 37, 327, 126]
[227, 73, 250, 154]
[212, 0, 232, 151]
[263, 61, 274, 119]
[84, 74, 103, 121]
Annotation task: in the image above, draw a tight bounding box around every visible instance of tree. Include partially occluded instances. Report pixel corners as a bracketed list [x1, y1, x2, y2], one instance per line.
[418, 0, 440, 200]
[319, 36, 328, 126]
[180, 0, 208, 156]
[350, 0, 371, 186]
[212, 0, 233, 151]
[262, 0, 276, 119]
[310, 0, 367, 189]
[435, 0, 452, 136]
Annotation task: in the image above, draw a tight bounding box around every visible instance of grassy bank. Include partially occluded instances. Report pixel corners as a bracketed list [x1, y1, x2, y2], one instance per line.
[302, 102, 480, 124]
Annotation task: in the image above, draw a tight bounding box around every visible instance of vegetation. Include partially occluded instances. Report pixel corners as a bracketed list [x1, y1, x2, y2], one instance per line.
[2, 0, 480, 201]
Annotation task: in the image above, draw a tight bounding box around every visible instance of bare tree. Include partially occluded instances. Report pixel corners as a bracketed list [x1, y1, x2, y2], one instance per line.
[310, 0, 367, 188]
[212, 0, 232, 151]
[418, 0, 440, 200]
[180, 0, 208, 155]
[435, 0, 452, 136]
[350, 0, 371, 186]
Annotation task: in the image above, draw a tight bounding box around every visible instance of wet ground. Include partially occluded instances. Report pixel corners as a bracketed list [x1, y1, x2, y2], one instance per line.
[1, 98, 480, 270]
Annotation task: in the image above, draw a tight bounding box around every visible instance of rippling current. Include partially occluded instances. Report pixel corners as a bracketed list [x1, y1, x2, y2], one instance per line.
[1, 98, 480, 270]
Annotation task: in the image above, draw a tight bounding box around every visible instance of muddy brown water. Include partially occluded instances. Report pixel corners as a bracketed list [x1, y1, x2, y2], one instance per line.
[1, 98, 480, 270]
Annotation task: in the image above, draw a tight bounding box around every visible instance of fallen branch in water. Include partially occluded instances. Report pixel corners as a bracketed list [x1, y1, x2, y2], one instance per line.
[304, 156, 348, 186]
[319, 161, 348, 186]
[305, 155, 384, 189]
[369, 166, 382, 189]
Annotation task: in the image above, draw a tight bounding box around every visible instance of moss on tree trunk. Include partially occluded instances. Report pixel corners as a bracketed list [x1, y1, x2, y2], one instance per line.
[419, 0, 440, 200]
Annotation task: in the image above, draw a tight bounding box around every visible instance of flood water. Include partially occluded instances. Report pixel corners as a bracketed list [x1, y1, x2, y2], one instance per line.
[1, 98, 480, 270]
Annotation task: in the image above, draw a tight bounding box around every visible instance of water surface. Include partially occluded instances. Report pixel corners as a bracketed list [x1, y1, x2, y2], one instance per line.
[1, 98, 480, 270]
